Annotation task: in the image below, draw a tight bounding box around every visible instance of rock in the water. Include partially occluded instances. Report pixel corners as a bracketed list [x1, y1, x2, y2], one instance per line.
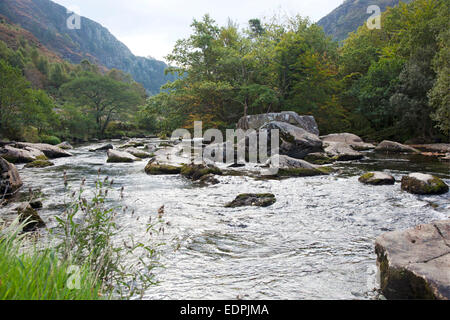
[401, 173, 448, 195]
[180, 164, 222, 181]
[30, 200, 43, 209]
[261, 121, 323, 159]
[125, 147, 153, 159]
[57, 141, 74, 150]
[375, 140, 420, 154]
[0, 145, 46, 163]
[359, 172, 395, 185]
[441, 154, 450, 161]
[321, 133, 375, 151]
[375, 220, 450, 300]
[237, 111, 319, 135]
[0, 157, 23, 198]
[17, 203, 45, 231]
[24, 160, 54, 168]
[106, 150, 140, 163]
[323, 141, 364, 161]
[226, 193, 276, 208]
[119, 140, 145, 149]
[266, 155, 331, 177]
[198, 174, 220, 185]
[17, 142, 72, 159]
[304, 152, 335, 165]
[144, 161, 182, 175]
[90, 144, 114, 152]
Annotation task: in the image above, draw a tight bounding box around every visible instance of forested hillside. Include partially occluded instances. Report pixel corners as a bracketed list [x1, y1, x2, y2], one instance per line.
[0, 0, 174, 94]
[143, 0, 448, 143]
[317, 0, 412, 41]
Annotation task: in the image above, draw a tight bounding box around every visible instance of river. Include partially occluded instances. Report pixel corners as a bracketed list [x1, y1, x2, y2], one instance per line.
[3, 139, 449, 300]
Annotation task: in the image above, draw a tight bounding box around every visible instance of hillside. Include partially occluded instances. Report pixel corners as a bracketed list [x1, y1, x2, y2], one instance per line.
[0, 0, 174, 94]
[317, 0, 413, 42]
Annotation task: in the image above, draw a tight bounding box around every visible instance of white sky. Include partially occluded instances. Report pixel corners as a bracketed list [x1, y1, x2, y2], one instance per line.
[52, 0, 344, 61]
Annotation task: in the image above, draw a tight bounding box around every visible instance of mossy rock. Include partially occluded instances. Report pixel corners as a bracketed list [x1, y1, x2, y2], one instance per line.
[401, 173, 449, 195]
[145, 162, 182, 175]
[226, 193, 276, 208]
[304, 153, 335, 165]
[24, 160, 54, 168]
[181, 164, 222, 181]
[35, 155, 49, 161]
[277, 167, 331, 177]
[359, 172, 395, 186]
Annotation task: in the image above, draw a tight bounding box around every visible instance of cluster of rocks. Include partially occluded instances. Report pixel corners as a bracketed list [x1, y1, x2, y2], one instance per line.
[90, 140, 154, 163]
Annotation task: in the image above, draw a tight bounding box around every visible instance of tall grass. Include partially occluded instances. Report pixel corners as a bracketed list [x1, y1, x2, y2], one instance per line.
[0, 219, 102, 300]
[1, 170, 165, 300]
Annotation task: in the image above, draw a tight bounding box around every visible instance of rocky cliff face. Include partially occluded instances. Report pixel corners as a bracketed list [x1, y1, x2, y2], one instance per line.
[317, 0, 412, 42]
[0, 0, 174, 94]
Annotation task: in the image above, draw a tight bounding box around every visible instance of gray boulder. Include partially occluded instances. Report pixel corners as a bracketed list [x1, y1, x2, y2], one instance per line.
[321, 133, 375, 151]
[261, 121, 323, 159]
[107, 150, 140, 163]
[375, 140, 420, 154]
[375, 220, 450, 300]
[401, 173, 449, 195]
[359, 172, 395, 185]
[323, 141, 364, 161]
[17, 142, 72, 159]
[265, 155, 331, 177]
[237, 111, 319, 135]
[0, 145, 46, 163]
[0, 157, 23, 198]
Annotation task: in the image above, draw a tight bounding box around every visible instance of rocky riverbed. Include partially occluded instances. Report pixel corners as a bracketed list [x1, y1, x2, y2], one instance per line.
[1, 112, 449, 300]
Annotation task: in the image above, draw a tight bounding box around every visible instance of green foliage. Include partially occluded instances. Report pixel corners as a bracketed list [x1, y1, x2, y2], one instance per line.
[40, 135, 61, 145]
[0, 219, 102, 300]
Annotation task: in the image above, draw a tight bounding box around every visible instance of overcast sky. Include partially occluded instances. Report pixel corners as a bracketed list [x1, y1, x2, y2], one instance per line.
[52, 0, 343, 61]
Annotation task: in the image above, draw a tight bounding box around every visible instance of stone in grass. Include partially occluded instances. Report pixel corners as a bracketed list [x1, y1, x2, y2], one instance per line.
[17, 203, 45, 232]
[401, 173, 449, 195]
[226, 193, 276, 208]
[359, 172, 395, 186]
[144, 161, 182, 175]
[24, 160, 54, 168]
[375, 220, 450, 300]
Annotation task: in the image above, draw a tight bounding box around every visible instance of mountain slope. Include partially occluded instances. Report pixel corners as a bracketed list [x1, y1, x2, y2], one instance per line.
[0, 0, 173, 94]
[317, 0, 413, 42]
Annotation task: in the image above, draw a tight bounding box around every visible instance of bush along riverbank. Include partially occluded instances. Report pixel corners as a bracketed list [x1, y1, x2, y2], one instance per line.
[0, 170, 166, 300]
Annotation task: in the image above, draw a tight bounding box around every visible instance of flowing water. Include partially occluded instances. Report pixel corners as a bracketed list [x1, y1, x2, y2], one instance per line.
[2, 139, 449, 300]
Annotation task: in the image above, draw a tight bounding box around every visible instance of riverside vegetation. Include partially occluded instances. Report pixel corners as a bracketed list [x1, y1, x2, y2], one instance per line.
[0, 171, 165, 300]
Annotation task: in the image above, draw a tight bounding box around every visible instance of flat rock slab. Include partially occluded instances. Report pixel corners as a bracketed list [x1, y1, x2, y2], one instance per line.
[375, 220, 450, 300]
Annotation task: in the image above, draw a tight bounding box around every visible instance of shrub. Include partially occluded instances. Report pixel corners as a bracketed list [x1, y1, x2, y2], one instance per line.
[40, 135, 61, 145]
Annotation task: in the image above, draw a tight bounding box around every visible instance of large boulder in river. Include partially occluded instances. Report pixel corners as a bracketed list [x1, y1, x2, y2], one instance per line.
[261, 121, 323, 159]
[106, 150, 140, 163]
[226, 193, 276, 208]
[375, 140, 420, 154]
[0, 145, 46, 163]
[265, 155, 331, 177]
[359, 172, 395, 185]
[401, 173, 448, 195]
[17, 142, 72, 159]
[375, 220, 450, 300]
[180, 164, 222, 181]
[0, 157, 22, 198]
[321, 133, 375, 151]
[237, 111, 319, 135]
[323, 141, 364, 161]
[144, 161, 182, 175]
[24, 160, 55, 168]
